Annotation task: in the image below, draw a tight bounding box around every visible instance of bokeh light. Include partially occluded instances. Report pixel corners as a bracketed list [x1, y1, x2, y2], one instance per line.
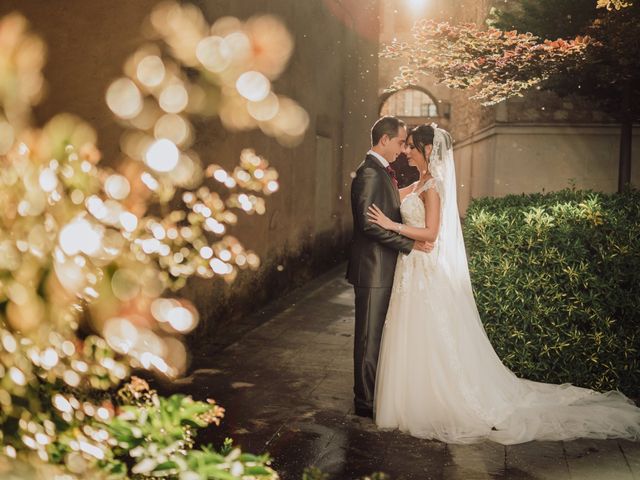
[136, 55, 166, 87]
[104, 317, 138, 354]
[159, 84, 189, 113]
[104, 174, 131, 200]
[0, 6, 306, 475]
[144, 138, 179, 172]
[106, 78, 143, 119]
[196, 36, 232, 72]
[59, 218, 102, 256]
[247, 92, 279, 121]
[236, 71, 271, 102]
[154, 113, 191, 146]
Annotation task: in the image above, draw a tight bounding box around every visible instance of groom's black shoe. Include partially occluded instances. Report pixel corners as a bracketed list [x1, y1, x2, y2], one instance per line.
[354, 406, 373, 418]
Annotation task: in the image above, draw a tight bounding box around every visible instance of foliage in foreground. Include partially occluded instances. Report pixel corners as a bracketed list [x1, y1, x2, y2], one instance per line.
[0, 376, 276, 479]
[464, 188, 640, 397]
[105, 378, 275, 479]
[0, 2, 307, 478]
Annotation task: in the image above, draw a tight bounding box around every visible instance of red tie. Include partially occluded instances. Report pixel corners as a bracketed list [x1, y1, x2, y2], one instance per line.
[385, 165, 398, 188]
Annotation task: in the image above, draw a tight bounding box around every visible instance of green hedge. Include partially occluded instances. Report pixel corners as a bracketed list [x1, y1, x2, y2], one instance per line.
[463, 188, 640, 398]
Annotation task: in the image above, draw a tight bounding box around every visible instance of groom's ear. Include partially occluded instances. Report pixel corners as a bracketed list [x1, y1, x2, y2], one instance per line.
[380, 134, 389, 146]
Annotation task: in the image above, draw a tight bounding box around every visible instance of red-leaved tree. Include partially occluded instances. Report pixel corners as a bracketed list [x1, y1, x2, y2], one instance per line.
[382, 20, 590, 106]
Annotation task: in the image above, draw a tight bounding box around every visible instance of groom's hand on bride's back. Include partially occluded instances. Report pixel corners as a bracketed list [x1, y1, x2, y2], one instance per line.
[413, 240, 434, 252]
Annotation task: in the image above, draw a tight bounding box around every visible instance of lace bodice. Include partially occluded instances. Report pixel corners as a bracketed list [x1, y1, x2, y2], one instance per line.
[400, 179, 439, 228]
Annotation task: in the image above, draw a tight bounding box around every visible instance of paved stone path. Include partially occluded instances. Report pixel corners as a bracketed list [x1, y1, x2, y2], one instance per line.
[176, 266, 640, 480]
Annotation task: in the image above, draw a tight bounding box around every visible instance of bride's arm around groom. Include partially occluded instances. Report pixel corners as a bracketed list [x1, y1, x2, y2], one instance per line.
[351, 166, 416, 252]
[368, 186, 441, 243]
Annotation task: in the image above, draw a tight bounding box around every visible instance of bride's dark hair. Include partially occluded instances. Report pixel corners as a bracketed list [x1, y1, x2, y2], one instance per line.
[408, 124, 435, 159]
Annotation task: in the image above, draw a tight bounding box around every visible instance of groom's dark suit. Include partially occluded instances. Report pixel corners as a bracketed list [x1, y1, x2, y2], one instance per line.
[347, 154, 414, 414]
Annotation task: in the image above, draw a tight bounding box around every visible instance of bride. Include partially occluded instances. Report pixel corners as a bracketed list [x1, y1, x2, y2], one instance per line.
[366, 123, 640, 445]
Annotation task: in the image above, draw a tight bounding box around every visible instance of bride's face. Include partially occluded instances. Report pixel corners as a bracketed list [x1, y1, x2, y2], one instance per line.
[406, 136, 432, 173]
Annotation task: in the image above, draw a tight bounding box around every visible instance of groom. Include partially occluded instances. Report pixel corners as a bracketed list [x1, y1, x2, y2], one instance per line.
[347, 116, 433, 418]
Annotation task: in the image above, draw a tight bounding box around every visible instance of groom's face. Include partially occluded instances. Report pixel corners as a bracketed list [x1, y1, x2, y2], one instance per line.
[385, 126, 407, 163]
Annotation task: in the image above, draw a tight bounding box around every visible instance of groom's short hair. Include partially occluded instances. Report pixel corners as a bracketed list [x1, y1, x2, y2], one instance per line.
[371, 116, 405, 146]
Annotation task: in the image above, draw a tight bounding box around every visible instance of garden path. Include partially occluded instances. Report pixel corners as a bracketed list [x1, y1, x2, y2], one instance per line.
[174, 265, 640, 480]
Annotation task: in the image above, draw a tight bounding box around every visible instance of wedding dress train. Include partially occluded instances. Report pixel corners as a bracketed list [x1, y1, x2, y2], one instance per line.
[374, 143, 640, 445]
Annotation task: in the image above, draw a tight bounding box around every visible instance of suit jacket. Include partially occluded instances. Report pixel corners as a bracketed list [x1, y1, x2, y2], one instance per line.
[346, 154, 414, 288]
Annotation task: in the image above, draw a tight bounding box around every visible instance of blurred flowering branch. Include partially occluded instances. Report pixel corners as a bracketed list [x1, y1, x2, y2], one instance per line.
[381, 20, 591, 106]
[0, 1, 306, 478]
[597, 0, 632, 9]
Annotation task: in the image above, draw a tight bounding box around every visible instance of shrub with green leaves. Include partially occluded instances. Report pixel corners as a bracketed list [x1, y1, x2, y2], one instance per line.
[0, 376, 278, 479]
[464, 188, 640, 397]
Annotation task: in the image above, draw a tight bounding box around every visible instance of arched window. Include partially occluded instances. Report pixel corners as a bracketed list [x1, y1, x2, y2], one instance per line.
[380, 88, 438, 118]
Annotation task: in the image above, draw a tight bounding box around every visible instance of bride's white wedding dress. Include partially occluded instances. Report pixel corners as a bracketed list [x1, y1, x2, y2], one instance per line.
[374, 129, 640, 445]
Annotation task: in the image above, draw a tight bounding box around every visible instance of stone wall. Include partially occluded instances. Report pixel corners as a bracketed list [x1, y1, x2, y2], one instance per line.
[455, 123, 640, 214]
[0, 0, 381, 352]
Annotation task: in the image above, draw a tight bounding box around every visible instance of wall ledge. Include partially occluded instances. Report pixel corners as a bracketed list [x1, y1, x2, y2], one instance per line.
[454, 122, 640, 150]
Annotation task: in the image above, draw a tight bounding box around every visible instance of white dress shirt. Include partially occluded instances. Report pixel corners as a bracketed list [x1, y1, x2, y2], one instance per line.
[367, 150, 390, 169]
